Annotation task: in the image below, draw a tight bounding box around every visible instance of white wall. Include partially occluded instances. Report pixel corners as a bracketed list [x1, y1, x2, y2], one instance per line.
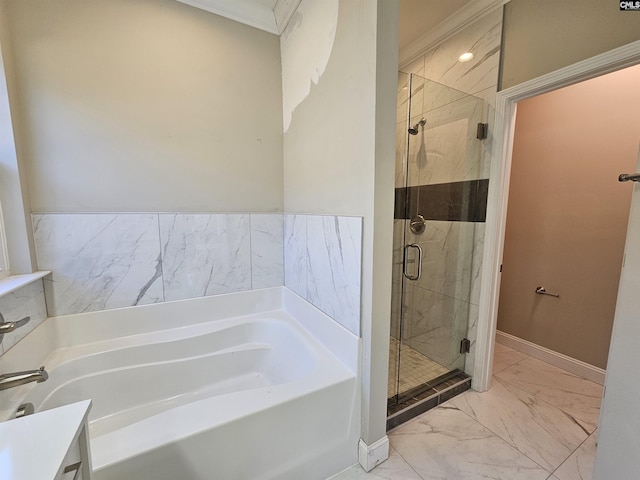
[281, 0, 398, 448]
[594, 150, 640, 479]
[4, 0, 283, 213]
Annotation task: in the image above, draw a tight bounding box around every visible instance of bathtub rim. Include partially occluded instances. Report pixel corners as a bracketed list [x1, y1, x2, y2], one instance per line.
[0, 286, 360, 420]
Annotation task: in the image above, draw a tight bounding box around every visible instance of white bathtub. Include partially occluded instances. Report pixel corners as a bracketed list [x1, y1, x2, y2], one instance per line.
[0, 287, 360, 480]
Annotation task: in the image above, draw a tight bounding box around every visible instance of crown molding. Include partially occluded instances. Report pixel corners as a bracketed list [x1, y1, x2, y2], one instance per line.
[176, 0, 300, 35]
[399, 0, 509, 69]
[274, 0, 302, 33]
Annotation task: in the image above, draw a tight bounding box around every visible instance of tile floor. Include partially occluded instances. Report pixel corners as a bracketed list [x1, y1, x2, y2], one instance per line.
[331, 342, 602, 480]
[388, 337, 450, 398]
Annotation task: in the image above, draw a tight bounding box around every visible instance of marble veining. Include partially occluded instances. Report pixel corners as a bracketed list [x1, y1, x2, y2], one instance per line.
[335, 347, 600, 480]
[406, 220, 475, 303]
[389, 405, 550, 480]
[159, 214, 251, 301]
[306, 216, 362, 335]
[284, 214, 362, 335]
[495, 357, 603, 432]
[284, 214, 307, 298]
[408, 285, 469, 371]
[420, 10, 503, 98]
[553, 431, 597, 480]
[34, 214, 163, 316]
[450, 376, 589, 472]
[33, 212, 286, 317]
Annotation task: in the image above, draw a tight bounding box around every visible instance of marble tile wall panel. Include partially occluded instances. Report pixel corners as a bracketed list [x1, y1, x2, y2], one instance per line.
[0, 280, 48, 353]
[33, 213, 284, 317]
[469, 222, 485, 306]
[407, 220, 475, 303]
[284, 214, 362, 336]
[250, 214, 284, 289]
[284, 214, 307, 298]
[420, 9, 502, 99]
[463, 303, 479, 377]
[33, 214, 163, 316]
[159, 214, 251, 301]
[306, 216, 362, 335]
[397, 72, 410, 124]
[395, 122, 408, 189]
[408, 285, 470, 371]
[407, 95, 484, 188]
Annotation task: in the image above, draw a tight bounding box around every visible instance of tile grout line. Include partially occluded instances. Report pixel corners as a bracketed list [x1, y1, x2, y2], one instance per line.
[493, 369, 599, 435]
[549, 429, 596, 479]
[388, 444, 428, 480]
[443, 399, 555, 475]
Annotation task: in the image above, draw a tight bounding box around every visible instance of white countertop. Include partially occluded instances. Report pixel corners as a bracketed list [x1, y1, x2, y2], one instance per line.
[0, 400, 91, 479]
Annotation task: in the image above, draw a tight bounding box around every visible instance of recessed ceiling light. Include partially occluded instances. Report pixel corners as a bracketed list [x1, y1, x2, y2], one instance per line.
[458, 52, 474, 62]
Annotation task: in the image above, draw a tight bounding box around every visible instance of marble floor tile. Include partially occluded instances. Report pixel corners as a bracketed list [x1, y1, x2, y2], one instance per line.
[389, 405, 550, 480]
[450, 376, 589, 472]
[328, 447, 421, 480]
[492, 342, 529, 374]
[553, 431, 597, 480]
[495, 357, 603, 432]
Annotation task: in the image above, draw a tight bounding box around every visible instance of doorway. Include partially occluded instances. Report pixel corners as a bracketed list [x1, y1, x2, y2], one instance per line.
[473, 41, 640, 393]
[493, 63, 640, 380]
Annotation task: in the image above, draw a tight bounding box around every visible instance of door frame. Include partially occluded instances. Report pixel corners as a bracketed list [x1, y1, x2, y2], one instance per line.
[472, 39, 640, 392]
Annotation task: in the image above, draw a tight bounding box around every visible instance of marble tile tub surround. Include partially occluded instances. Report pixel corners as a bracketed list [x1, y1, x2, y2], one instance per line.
[284, 214, 362, 336]
[0, 279, 48, 356]
[32, 213, 284, 317]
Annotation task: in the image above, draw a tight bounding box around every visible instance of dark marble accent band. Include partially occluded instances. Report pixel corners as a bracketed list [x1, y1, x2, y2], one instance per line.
[395, 179, 489, 222]
[386, 370, 471, 430]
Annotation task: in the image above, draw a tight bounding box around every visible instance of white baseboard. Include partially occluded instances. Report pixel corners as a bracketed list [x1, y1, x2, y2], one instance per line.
[496, 330, 606, 385]
[358, 437, 389, 472]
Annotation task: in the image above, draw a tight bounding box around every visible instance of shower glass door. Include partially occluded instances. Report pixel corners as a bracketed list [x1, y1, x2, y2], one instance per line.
[389, 73, 485, 408]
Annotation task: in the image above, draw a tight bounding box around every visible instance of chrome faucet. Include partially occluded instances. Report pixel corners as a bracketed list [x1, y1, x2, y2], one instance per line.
[0, 313, 31, 344]
[0, 366, 48, 391]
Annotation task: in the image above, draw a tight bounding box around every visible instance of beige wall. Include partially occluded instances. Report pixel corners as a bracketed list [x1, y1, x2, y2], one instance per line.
[497, 64, 640, 369]
[500, 0, 640, 90]
[4, 0, 283, 213]
[282, 0, 398, 445]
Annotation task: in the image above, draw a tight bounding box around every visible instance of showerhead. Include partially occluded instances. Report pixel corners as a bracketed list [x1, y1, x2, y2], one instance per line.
[408, 118, 426, 135]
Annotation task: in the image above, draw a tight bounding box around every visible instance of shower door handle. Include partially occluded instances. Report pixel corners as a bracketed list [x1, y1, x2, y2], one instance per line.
[403, 244, 423, 281]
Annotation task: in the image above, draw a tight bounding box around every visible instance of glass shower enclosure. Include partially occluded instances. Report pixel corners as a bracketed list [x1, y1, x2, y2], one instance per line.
[388, 72, 486, 420]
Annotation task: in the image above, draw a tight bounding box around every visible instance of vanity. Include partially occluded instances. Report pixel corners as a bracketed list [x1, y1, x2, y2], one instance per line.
[0, 400, 92, 479]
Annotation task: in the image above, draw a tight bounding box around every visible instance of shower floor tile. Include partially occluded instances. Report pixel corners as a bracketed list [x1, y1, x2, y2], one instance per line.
[388, 337, 450, 398]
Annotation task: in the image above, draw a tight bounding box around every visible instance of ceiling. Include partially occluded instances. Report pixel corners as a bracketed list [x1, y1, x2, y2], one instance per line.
[177, 0, 472, 48]
[398, 0, 473, 51]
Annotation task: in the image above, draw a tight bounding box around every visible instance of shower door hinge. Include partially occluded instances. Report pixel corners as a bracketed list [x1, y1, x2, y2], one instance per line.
[477, 123, 488, 140]
[460, 338, 471, 354]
